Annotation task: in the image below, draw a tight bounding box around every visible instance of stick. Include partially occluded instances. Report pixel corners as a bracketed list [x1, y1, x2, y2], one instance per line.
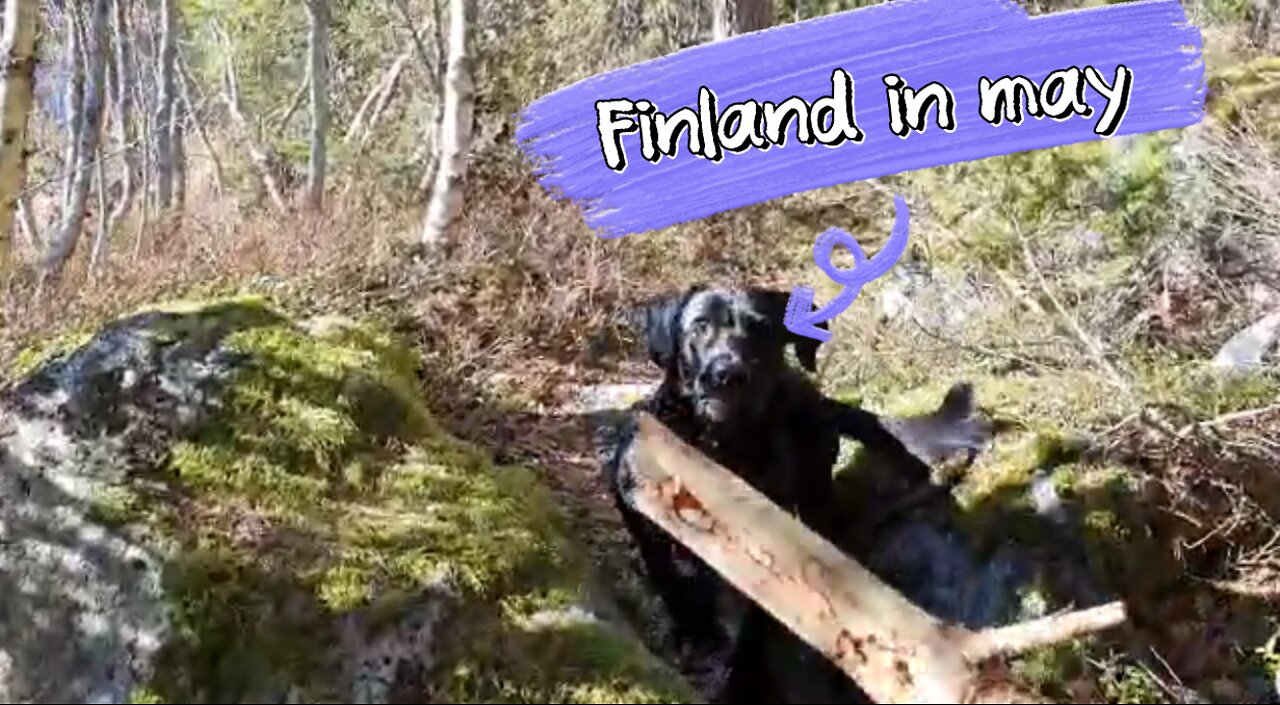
[629, 412, 1128, 704]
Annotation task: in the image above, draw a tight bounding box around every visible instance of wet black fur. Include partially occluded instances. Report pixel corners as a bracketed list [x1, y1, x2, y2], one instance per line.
[602, 284, 970, 703]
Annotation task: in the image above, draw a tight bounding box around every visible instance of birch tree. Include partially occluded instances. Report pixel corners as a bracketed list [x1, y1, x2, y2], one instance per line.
[153, 0, 179, 210]
[41, 0, 110, 282]
[419, 0, 474, 252]
[304, 0, 328, 210]
[0, 0, 40, 274]
[712, 0, 773, 40]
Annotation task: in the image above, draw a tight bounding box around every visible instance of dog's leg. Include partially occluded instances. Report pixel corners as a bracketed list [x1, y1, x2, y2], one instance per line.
[824, 399, 935, 485]
[608, 435, 728, 652]
[616, 498, 726, 645]
[714, 604, 786, 705]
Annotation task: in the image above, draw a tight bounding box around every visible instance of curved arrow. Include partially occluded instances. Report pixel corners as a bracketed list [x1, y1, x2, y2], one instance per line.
[784, 194, 912, 343]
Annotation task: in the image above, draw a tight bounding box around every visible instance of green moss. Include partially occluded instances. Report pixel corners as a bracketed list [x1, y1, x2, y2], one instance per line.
[438, 594, 694, 703]
[1010, 638, 1093, 699]
[907, 142, 1111, 266]
[1090, 133, 1174, 248]
[1209, 56, 1280, 143]
[1136, 355, 1280, 418]
[126, 686, 165, 704]
[1097, 662, 1166, 704]
[78, 297, 692, 702]
[8, 328, 95, 379]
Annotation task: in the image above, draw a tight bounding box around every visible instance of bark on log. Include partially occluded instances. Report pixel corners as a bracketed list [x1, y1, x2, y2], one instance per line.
[629, 411, 1128, 704]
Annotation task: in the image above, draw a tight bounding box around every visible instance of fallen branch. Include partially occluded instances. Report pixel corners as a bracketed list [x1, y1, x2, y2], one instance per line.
[1177, 402, 1280, 438]
[630, 412, 1128, 704]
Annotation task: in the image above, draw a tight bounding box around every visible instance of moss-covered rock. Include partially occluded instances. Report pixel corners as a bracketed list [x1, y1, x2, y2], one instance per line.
[0, 297, 694, 704]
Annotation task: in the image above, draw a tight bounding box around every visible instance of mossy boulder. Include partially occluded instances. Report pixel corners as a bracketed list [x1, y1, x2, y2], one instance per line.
[0, 297, 695, 704]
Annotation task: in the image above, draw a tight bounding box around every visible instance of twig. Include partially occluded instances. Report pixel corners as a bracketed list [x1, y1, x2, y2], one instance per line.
[1177, 403, 1280, 437]
[275, 68, 310, 133]
[1013, 218, 1127, 392]
[961, 601, 1128, 664]
[906, 310, 1061, 374]
[1011, 217, 1179, 440]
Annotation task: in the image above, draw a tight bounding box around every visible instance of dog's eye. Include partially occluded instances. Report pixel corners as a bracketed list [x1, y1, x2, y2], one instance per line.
[690, 319, 711, 335]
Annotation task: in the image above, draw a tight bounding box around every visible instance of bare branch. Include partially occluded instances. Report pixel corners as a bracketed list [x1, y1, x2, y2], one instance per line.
[275, 69, 310, 133]
[213, 22, 289, 213]
[960, 602, 1128, 664]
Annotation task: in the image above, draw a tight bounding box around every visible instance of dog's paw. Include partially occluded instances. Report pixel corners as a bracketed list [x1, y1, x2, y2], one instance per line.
[894, 381, 998, 468]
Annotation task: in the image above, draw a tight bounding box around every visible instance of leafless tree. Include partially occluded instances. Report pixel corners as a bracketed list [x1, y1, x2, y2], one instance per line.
[103, 0, 139, 257]
[41, 0, 110, 283]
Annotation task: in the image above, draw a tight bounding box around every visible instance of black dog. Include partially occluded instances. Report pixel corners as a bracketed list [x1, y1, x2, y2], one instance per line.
[601, 283, 992, 703]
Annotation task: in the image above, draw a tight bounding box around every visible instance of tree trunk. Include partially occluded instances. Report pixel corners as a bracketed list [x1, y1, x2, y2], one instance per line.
[90, 144, 109, 274]
[0, 0, 40, 274]
[59, 9, 85, 218]
[16, 196, 39, 250]
[105, 0, 138, 249]
[153, 0, 178, 210]
[711, 0, 773, 40]
[171, 98, 186, 211]
[304, 0, 329, 211]
[132, 9, 154, 252]
[42, 0, 110, 283]
[419, 0, 474, 252]
[134, 71, 152, 259]
[628, 412, 1129, 704]
[414, 0, 445, 197]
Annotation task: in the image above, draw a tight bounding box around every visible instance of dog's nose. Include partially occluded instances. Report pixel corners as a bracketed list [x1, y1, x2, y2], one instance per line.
[704, 357, 746, 389]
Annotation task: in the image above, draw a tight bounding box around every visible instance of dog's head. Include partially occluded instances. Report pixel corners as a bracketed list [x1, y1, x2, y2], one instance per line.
[629, 284, 827, 425]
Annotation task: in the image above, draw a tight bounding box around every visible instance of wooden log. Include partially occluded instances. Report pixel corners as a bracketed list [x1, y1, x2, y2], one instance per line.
[628, 411, 1128, 704]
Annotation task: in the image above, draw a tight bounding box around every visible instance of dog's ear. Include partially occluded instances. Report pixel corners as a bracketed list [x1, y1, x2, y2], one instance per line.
[625, 291, 688, 370]
[749, 288, 828, 373]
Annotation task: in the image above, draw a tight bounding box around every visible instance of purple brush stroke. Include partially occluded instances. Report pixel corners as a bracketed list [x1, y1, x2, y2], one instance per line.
[784, 193, 913, 342]
[514, 0, 1206, 239]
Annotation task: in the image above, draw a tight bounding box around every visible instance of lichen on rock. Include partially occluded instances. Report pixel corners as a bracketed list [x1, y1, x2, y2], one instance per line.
[0, 297, 695, 704]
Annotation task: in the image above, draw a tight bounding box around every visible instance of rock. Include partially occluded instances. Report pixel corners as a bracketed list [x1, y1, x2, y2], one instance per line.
[874, 261, 986, 335]
[1211, 309, 1280, 374]
[0, 297, 694, 704]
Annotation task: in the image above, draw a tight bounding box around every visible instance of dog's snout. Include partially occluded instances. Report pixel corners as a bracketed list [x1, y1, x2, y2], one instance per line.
[703, 356, 747, 389]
